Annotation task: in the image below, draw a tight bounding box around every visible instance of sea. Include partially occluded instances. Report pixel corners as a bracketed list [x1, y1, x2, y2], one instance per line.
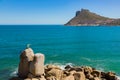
[0, 25, 120, 79]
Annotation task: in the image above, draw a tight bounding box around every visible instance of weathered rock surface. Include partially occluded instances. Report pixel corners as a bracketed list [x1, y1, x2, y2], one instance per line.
[29, 53, 45, 77]
[18, 48, 34, 78]
[105, 72, 117, 80]
[10, 48, 118, 80]
[11, 65, 118, 80]
[45, 65, 63, 80]
[63, 75, 74, 80]
[74, 72, 86, 80]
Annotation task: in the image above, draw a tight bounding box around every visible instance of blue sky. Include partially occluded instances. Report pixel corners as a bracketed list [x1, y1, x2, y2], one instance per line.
[0, 0, 120, 24]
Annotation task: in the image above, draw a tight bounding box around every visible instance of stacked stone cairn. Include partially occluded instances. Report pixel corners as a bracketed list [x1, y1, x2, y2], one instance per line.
[10, 48, 118, 80]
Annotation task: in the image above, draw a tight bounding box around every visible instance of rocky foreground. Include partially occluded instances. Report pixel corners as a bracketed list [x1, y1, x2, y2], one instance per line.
[10, 48, 118, 80]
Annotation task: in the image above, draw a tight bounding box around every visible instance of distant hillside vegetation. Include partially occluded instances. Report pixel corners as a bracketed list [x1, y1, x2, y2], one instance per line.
[65, 9, 120, 26]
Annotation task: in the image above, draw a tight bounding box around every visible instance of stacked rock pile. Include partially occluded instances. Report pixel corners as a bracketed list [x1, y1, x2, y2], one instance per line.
[10, 48, 118, 80]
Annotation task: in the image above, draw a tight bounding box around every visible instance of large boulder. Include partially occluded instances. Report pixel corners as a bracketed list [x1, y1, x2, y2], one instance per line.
[69, 70, 76, 75]
[86, 73, 94, 79]
[101, 72, 106, 78]
[90, 77, 100, 80]
[46, 76, 56, 80]
[45, 68, 63, 80]
[62, 70, 71, 78]
[18, 48, 34, 78]
[91, 70, 101, 77]
[73, 72, 86, 80]
[82, 66, 93, 74]
[63, 75, 74, 80]
[29, 53, 45, 77]
[105, 72, 117, 80]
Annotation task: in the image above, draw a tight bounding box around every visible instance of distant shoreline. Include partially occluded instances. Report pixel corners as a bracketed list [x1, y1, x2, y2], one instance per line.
[0, 25, 120, 26]
[64, 24, 120, 27]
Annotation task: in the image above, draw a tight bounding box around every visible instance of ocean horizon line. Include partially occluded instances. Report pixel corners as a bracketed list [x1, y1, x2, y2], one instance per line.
[0, 24, 63, 26]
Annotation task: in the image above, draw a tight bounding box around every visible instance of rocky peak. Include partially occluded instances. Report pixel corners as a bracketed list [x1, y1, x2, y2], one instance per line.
[76, 9, 90, 17]
[81, 9, 90, 13]
[76, 11, 81, 17]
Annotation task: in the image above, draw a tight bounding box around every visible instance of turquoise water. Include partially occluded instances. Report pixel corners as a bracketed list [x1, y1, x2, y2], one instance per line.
[0, 25, 120, 79]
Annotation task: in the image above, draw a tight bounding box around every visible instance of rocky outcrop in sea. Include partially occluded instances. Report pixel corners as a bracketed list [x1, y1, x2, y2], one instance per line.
[10, 48, 118, 80]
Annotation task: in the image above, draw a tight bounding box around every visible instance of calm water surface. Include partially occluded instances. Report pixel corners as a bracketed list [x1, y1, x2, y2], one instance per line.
[0, 25, 120, 79]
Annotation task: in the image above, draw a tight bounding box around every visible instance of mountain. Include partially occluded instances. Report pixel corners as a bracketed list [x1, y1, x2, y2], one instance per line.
[65, 9, 120, 26]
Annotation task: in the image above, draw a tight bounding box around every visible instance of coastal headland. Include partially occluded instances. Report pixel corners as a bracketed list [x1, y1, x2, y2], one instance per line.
[65, 9, 120, 26]
[10, 47, 118, 80]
